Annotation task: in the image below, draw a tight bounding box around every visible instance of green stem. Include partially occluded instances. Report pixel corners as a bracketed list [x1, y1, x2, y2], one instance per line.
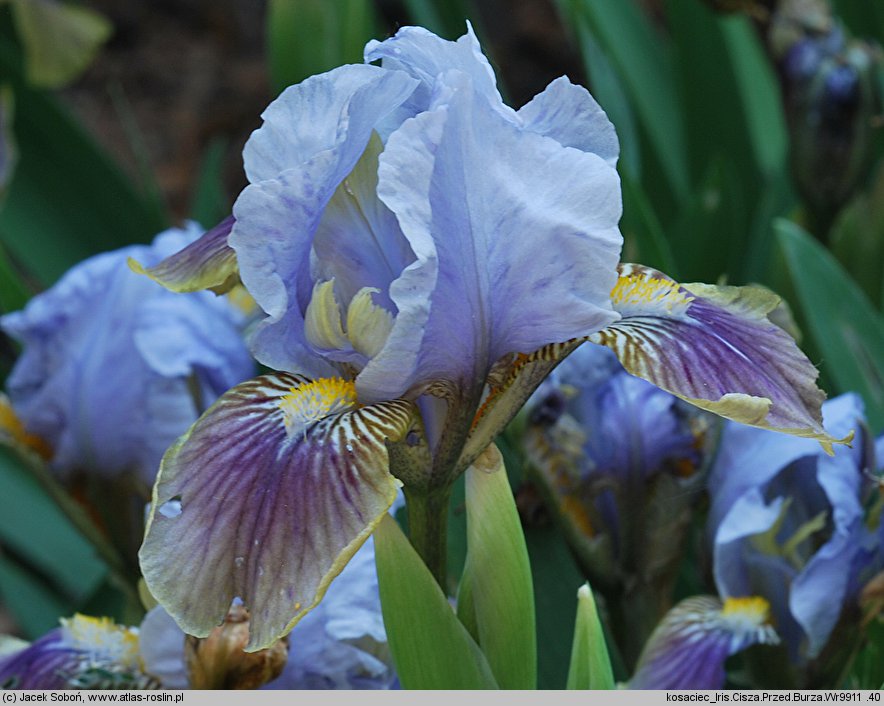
[404, 485, 452, 592]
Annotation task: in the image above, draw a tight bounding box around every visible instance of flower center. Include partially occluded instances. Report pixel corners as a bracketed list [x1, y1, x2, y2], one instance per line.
[61, 614, 141, 668]
[277, 377, 359, 437]
[304, 280, 394, 361]
[610, 274, 694, 317]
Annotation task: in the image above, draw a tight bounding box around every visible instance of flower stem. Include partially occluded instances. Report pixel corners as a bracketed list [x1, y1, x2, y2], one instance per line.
[403, 485, 452, 592]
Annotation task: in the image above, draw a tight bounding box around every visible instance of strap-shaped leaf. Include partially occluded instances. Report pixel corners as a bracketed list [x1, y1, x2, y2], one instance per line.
[567, 583, 614, 690]
[374, 513, 498, 689]
[457, 444, 536, 689]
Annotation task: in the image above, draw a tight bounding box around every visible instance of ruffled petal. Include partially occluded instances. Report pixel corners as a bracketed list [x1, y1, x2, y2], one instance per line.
[629, 596, 778, 690]
[363, 23, 508, 129]
[517, 76, 619, 166]
[139, 373, 419, 651]
[361, 70, 621, 404]
[242, 63, 418, 183]
[230, 66, 416, 374]
[128, 216, 239, 294]
[589, 264, 851, 453]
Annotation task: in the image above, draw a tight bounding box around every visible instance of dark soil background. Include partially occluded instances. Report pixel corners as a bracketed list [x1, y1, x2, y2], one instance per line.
[60, 0, 584, 224]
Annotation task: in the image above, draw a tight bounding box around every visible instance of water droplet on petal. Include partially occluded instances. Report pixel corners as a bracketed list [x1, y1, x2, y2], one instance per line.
[234, 557, 245, 568]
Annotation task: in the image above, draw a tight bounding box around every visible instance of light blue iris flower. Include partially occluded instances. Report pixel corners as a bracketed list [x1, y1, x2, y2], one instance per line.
[708, 394, 879, 671]
[133, 25, 847, 651]
[1, 224, 255, 486]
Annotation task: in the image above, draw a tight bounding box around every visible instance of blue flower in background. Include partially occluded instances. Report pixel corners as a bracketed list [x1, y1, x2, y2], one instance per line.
[524, 342, 713, 664]
[0, 223, 255, 486]
[629, 595, 779, 690]
[708, 393, 880, 679]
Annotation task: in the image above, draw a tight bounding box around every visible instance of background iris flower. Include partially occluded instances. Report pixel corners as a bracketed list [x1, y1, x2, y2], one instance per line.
[134, 24, 848, 653]
[1, 223, 255, 487]
[708, 393, 882, 687]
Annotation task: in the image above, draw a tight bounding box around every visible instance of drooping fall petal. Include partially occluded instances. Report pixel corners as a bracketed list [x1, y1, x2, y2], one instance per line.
[629, 596, 778, 690]
[589, 264, 851, 452]
[139, 373, 419, 651]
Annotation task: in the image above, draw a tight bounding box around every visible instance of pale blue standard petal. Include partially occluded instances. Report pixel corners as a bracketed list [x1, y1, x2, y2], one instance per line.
[1, 224, 255, 484]
[362, 70, 622, 407]
[629, 596, 778, 690]
[517, 76, 619, 165]
[139, 373, 419, 651]
[230, 66, 418, 375]
[364, 23, 508, 133]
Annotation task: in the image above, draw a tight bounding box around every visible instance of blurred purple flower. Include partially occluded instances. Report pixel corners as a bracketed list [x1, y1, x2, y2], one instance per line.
[629, 595, 779, 690]
[0, 615, 159, 690]
[708, 393, 879, 672]
[0, 223, 255, 486]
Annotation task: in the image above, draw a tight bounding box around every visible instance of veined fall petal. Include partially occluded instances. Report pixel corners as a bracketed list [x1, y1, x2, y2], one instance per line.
[139, 372, 419, 651]
[588, 264, 851, 452]
[0, 615, 159, 690]
[629, 596, 779, 690]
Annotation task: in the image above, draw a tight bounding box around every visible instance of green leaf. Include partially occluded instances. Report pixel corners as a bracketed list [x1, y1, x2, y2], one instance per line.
[189, 137, 230, 229]
[0, 447, 107, 601]
[776, 219, 884, 432]
[0, 75, 167, 285]
[563, 0, 689, 200]
[620, 171, 678, 277]
[9, 0, 111, 88]
[0, 555, 70, 639]
[829, 164, 884, 309]
[266, 0, 378, 95]
[457, 445, 536, 689]
[374, 513, 498, 689]
[0, 240, 29, 313]
[400, 0, 472, 39]
[720, 16, 787, 178]
[572, 19, 640, 180]
[567, 583, 615, 690]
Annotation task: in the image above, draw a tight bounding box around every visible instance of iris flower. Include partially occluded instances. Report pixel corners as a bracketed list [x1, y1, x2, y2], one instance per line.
[0, 615, 159, 690]
[708, 393, 879, 679]
[135, 25, 848, 650]
[1, 224, 255, 486]
[629, 596, 779, 689]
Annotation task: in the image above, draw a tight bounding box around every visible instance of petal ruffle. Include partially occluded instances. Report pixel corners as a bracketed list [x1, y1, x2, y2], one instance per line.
[589, 264, 851, 452]
[629, 596, 778, 690]
[517, 76, 619, 166]
[128, 216, 239, 294]
[139, 373, 418, 651]
[361, 70, 621, 405]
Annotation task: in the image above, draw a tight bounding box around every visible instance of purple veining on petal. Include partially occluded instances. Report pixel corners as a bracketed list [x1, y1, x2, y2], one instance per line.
[630, 596, 777, 690]
[590, 264, 847, 448]
[139, 373, 416, 651]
